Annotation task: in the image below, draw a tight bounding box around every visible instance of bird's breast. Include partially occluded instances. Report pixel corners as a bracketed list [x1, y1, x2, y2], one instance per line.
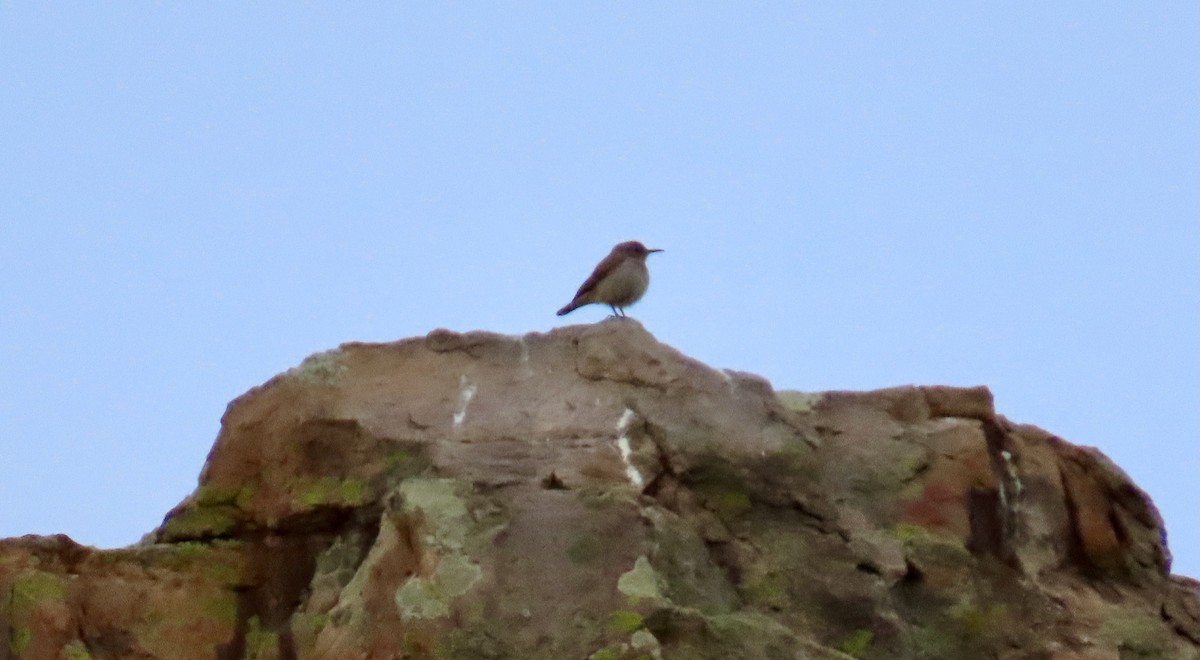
[594, 259, 650, 306]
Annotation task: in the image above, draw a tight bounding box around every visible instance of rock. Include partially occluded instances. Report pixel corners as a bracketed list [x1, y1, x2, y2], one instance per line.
[1, 320, 1196, 659]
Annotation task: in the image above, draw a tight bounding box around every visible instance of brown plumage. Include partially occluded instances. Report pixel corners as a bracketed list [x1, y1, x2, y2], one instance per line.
[556, 241, 663, 317]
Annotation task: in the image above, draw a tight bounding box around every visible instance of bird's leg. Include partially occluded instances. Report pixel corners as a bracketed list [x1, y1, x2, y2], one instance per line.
[609, 304, 619, 317]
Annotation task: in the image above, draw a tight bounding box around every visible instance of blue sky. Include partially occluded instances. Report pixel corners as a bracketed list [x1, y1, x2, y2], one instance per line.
[2, 4, 1196, 577]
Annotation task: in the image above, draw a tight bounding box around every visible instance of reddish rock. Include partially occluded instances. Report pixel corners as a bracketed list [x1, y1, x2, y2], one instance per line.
[1, 320, 1195, 659]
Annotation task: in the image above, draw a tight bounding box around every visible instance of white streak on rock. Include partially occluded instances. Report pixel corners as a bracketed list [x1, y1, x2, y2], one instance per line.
[617, 408, 635, 433]
[616, 408, 643, 488]
[453, 377, 477, 427]
[1001, 449, 1024, 496]
[517, 337, 533, 378]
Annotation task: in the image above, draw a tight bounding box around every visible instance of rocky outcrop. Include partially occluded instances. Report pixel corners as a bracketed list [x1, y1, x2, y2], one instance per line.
[2, 320, 1196, 659]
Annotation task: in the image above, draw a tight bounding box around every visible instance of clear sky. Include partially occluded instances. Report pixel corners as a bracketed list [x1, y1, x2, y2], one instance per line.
[2, 4, 1196, 578]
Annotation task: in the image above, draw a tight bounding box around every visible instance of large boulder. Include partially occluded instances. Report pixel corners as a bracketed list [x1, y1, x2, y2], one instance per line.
[2, 320, 1195, 659]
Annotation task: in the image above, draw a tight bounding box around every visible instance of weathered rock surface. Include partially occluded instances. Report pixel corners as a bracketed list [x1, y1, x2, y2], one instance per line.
[2, 320, 1197, 659]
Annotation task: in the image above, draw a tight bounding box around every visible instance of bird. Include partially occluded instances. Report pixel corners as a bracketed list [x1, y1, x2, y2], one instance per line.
[557, 241, 663, 318]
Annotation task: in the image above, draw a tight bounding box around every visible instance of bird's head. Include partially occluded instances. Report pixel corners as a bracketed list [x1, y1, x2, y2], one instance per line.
[615, 241, 664, 257]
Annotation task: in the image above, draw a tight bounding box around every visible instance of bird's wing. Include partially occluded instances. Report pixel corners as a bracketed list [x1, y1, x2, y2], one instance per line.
[571, 250, 623, 300]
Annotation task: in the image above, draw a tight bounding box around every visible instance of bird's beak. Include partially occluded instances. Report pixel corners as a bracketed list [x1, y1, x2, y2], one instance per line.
[648, 248, 664, 254]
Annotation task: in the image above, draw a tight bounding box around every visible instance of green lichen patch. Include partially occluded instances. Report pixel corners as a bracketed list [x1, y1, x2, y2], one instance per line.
[297, 476, 369, 508]
[436, 553, 482, 597]
[385, 449, 411, 469]
[608, 610, 645, 633]
[618, 556, 664, 604]
[7, 570, 70, 655]
[891, 522, 929, 545]
[195, 484, 256, 509]
[11, 627, 32, 654]
[329, 509, 449, 634]
[400, 479, 469, 521]
[141, 539, 213, 566]
[288, 349, 347, 385]
[203, 591, 239, 627]
[312, 528, 375, 591]
[902, 624, 956, 658]
[568, 534, 604, 565]
[1099, 611, 1170, 655]
[140, 539, 245, 586]
[897, 454, 931, 490]
[901, 598, 1011, 658]
[398, 478, 473, 552]
[683, 459, 759, 525]
[160, 504, 239, 540]
[292, 611, 327, 636]
[62, 640, 93, 659]
[244, 616, 280, 658]
[394, 554, 483, 620]
[167, 541, 210, 560]
[838, 629, 873, 657]
[382, 444, 434, 484]
[776, 390, 824, 414]
[743, 570, 789, 610]
[288, 610, 328, 657]
[949, 600, 1008, 636]
[629, 629, 660, 655]
[203, 555, 244, 586]
[9, 570, 69, 618]
[713, 490, 752, 517]
[643, 511, 740, 614]
[890, 521, 972, 565]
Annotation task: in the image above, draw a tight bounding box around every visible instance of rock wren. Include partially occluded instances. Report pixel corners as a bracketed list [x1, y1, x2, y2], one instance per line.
[557, 241, 663, 317]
